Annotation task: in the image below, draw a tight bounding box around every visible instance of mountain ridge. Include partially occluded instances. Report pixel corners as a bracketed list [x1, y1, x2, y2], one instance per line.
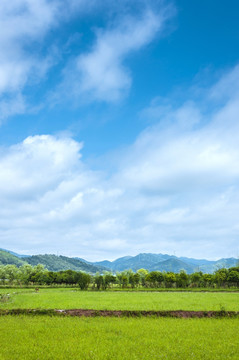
[90, 252, 238, 273]
[0, 250, 107, 274]
[1, 249, 238, 274]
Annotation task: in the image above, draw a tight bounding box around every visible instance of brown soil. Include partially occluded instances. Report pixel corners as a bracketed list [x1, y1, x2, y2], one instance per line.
[1, 309, 238, 318]
[56, 309, 239, 318]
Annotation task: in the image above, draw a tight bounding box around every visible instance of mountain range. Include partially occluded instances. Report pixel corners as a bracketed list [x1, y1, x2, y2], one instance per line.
[0, 249, 107, 274]
[88, 253, 238, 273]
[1, 248, 238, 274]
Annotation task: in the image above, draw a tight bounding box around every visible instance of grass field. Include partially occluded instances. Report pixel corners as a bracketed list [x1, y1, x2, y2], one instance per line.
[1, 288, 238, 359]
[0, 316, 238, 360]
[1, 288, 239, 311]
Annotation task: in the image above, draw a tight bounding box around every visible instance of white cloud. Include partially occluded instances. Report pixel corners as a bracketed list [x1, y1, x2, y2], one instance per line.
[0, 0, 59, 94]
[209, 65, 239, 102]
[1, 65, 239, 260]
[0, 0, 107, 120]
[61, 8, 170, 102]
[0, 135, 83, 198]
[0, 94, 26, 121]
[0, 0, 61, 121]
[0, 0, 173, 119]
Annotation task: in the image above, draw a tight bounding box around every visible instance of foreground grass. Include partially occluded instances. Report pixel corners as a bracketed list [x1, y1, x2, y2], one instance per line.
[0, 316, 238, 360]
[1, 288, 239, 311]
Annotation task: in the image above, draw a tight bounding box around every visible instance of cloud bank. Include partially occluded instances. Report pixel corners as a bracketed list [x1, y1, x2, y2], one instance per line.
[1, 65, 239, 260]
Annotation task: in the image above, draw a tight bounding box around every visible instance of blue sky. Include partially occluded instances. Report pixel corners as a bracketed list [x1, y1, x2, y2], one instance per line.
[0, 0, 239, 260]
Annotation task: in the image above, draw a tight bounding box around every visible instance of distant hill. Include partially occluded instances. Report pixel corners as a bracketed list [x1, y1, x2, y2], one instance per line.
[0, 250, 107, 274]
[151, 258, 195, 273]
[92, 253, 190, 272]
[24, 254, 108, 273]
[0, 250, 26, 266]
[178, 256, 216, 266]
[0, 248, 28, 258]
[178, 256, 238, 273]
[90, 253, 238, 274]
[1, 249, 238, 274]
[93, 253, 170, 272]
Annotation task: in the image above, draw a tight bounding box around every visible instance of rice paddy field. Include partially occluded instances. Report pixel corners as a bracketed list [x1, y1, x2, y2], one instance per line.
[0, 288, 239, 311]
[0, 288, 239, 359]
[0, 316, 239, 359]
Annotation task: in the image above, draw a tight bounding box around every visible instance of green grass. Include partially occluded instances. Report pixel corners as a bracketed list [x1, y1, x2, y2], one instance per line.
[1, 288, 239, 311]
[1, 289, 238, 359]
[0, 316, 238, 359]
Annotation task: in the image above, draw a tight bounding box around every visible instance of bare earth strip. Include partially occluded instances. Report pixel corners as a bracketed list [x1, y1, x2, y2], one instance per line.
[1, 308, 239, 318]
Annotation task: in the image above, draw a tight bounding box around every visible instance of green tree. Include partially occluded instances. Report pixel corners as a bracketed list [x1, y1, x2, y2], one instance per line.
[0, 266, 6, 285]
[145, 271, 164, 288]
[5, 265, 19, 284]
[133, 272, 140, 287]
[137, 268, 148, 286]
[29, 264, 47, 284]
[94, 273, 104, 290]
[214, 268, 228, 287]
[190, 272, 203, 287]
[164, 272, 176, 288]
[176, 270, 189, 288]
[19, 264, 33, 285]
[202, 273, 214, 288]
[227, 270, 239, 287]
[103, 272, 116, 289]
[121, 274, 129, 288]
[77, 272, 91, 290]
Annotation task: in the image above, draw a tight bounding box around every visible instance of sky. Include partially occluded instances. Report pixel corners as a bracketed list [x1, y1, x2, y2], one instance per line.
[0, 0, 239, 261]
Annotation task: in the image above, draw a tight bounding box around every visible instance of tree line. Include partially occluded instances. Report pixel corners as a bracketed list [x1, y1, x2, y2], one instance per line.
[0, 264, 239, 289]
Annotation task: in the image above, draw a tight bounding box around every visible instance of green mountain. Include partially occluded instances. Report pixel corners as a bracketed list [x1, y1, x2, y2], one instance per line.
[2, 249, 238, 274]
[151, 258, 195, 273]
[0, 248, 28, 258]
[0, 250, 107, 274]
[93, 253, 166, 272]
[0, 250, 26, 266]
[92, 253, 238, 274]
[24, 254, 107, 273]
[198, 258, 238, 273]
[93, 253, 180, 272]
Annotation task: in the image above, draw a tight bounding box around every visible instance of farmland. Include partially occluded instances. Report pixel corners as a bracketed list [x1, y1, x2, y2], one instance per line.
[0, 288, 239, 359]
[0, 316, 239, 359]
[0, 288, 239, 311]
